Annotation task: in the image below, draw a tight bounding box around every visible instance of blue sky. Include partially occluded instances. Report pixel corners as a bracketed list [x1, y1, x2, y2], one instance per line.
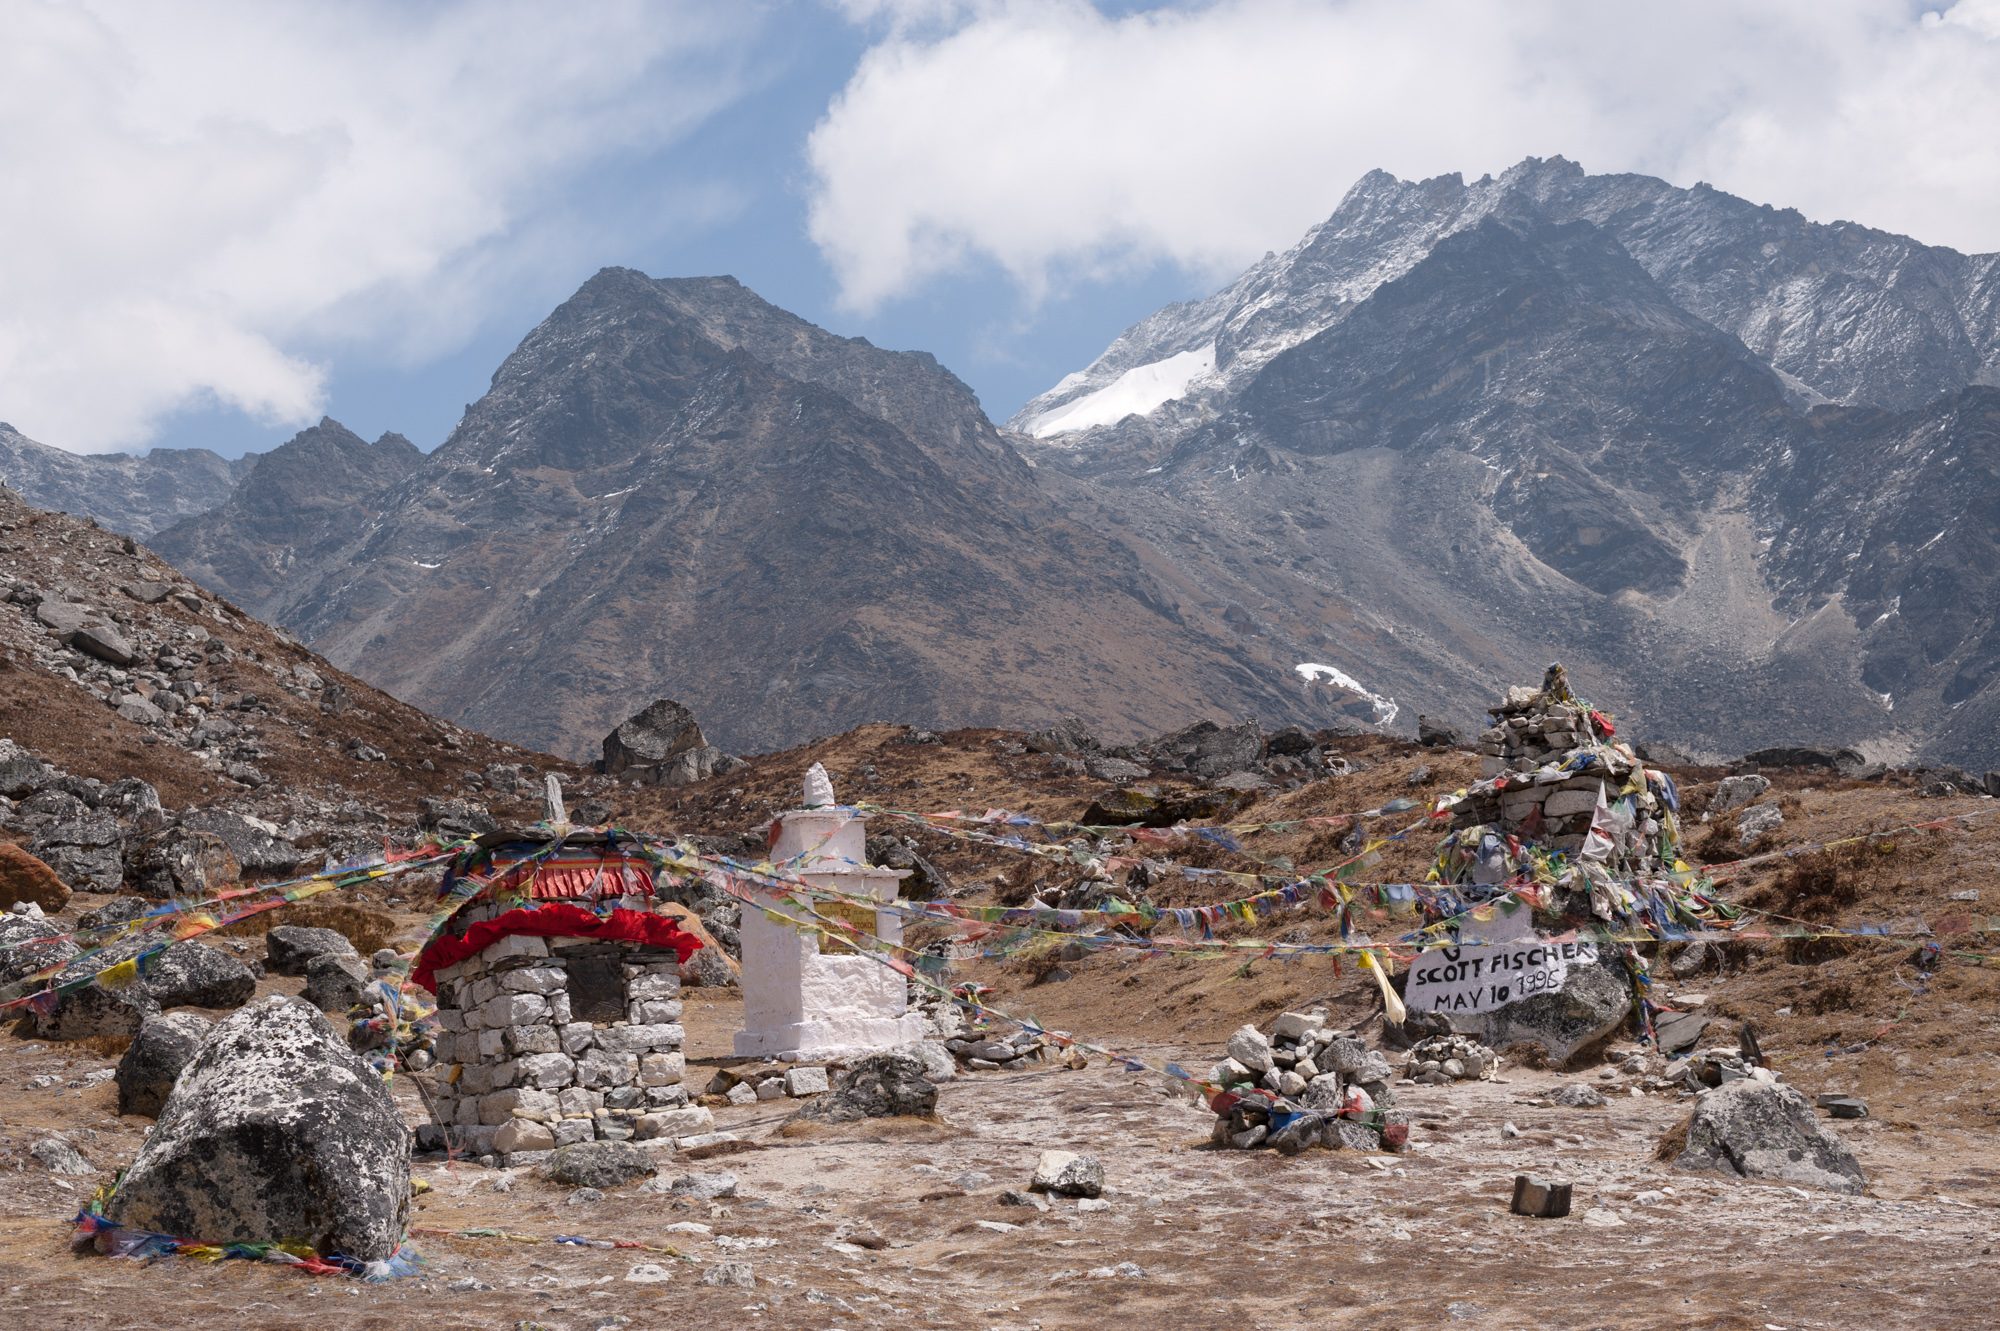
[6, 1, 1998, 458]
[144, 3, 1213, 457]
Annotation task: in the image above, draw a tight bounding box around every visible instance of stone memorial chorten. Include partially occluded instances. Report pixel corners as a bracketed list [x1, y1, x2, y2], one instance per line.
[733, 763, 925, 1060]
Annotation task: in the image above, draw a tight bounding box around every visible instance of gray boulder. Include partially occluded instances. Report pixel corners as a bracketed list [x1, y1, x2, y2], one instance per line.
[1673, 1080, 1864, 1194]
[0, 739, 55, 797]
[101, 996, 410, 1260]
[34, 600, 92, 636]
[1447, 953, 1633, 1068]
[545, 1141, 657, 1189]
[116, 1012, 213, 1117]
[303, 951, 372, 1012]
[129, 827, 241, 899]
[1736, 802, 1785, 848]
[1030, 1150, 1103, 1198]
[417, 797, 497, 839]
[72, 623, 138, 667]
[32, 952, 160, 1041]
[29, 813, 125, 892]
[143, 942, 256, 1010]
[265, 924, 357, 977]
[1145, 719, 1263, 780]
[1417, 715, 1464, 748]
[791, 1050, 938, 1123]
[178, 808, 303, 872]
[894, 1040, 957, 1084]
[0, 909, 80, 986]
[1708, 774, 1769, 815]
[601, 699, 734, 787]
[31, 1136, 95, 1174]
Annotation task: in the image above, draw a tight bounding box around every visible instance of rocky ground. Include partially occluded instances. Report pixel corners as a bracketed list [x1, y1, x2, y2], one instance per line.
[2, 563, 1997, 1327]
[3, 983, 1996, 1331]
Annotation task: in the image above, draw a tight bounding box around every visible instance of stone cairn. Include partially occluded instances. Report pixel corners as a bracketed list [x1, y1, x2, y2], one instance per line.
[1404, 1033, 1500, 1085]
[426, 934, 710, 1160]
[1441, 663, 1685, 918]
[1207, 1010, 1407, 1153]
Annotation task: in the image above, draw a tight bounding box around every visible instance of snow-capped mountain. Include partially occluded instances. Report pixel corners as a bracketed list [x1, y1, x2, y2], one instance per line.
[15, 159, 2000, 767]
[1013, 156, 2000, 441]
[1014, 158, 2000, 768]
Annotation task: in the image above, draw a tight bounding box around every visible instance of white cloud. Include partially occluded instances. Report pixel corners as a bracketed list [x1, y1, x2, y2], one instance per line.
[0, 0, 756, 451]
[808, 0, 2000, 311]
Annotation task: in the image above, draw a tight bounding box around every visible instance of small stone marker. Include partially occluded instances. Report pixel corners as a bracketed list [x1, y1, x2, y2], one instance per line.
[1816, 1093, 1869, 1119]
[1511, 1174, 1573, 1219]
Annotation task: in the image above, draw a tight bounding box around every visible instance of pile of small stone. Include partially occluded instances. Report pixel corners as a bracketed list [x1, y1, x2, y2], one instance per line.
[1403, 1034, 1500, 1085]
[1667, 1044, 1780, 1093]
[704, 1064, 832, 1104]
[1455, 680, 1667, 860]
[1206, 1010, 1404, 1154]
[945, 1026, 1059, 1072]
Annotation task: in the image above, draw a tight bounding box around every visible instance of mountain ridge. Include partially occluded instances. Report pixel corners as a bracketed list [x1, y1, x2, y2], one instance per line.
[9, 161, 2000, 768]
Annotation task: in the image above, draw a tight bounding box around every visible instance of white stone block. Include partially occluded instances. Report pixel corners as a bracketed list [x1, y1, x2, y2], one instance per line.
[674, 1131, 737, 1152]
[467, 977, 499, 1008]
[481, 992, 549, 1028]
[783, 1066, 830, 1096]
[639, 1052, 685, 1086]
[557, 1087, 603, 1117]
[626, 971, 682, 1001]
[434, 1007, 464, 1032]
[633, 1106, 713, 1141]
[498, 966, 568, 995]
[725, 1082, 757, 1105]
[457, 1063, 493, 1096]
[576, 1049, 638, 1089]
[1542, 788, 1602, 818]
[504, 1024, 560, 1055]
[1270, 1011, 1327, 1042]
[627, 999, 683, 1025]
[547, 992, 572, 1024]
[478, 1028, 505, 1059]
[480, 1087, 556, 1125]
[513, 1052, 577, 1089]
[596, 1023, 682, 1055]
[559, 1022, 596, 1055]
[553, 1117, 595, 1147]
[493, 1117, 555, 1154]
[484, 933, 549, 961]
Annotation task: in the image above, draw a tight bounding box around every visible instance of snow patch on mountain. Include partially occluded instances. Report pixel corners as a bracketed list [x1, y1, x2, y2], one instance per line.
[1025, 344, 1215, 438]
[1295, 662, 1400, 725]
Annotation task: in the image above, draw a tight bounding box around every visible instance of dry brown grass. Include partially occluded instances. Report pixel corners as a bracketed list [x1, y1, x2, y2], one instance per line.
[776, 1115, 954, 1142]
[71, 1033, 131, 1059]
[212, 900, 400, 955]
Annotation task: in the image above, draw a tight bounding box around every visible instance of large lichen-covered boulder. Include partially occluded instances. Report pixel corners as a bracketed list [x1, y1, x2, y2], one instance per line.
[1672, 1079, 1865, 1194]
[101, 995, 410, 1261]
[1446, 953, 1633, 1068]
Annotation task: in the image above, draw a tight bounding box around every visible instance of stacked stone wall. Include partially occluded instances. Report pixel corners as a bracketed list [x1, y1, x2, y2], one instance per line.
[428, 933, 707, 1158]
